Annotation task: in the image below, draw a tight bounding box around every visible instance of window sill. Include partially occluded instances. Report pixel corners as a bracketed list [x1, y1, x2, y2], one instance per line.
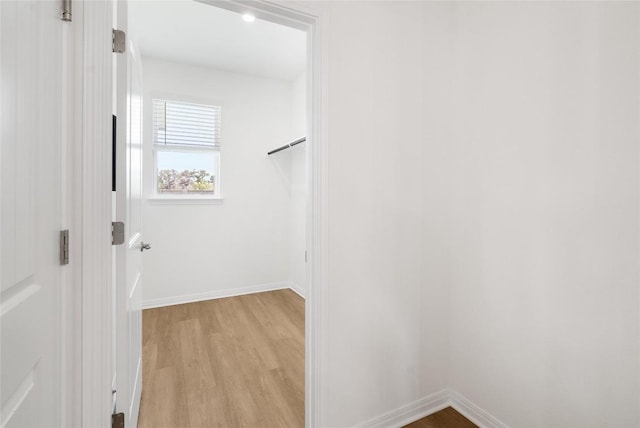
[147, 195, 224, 205]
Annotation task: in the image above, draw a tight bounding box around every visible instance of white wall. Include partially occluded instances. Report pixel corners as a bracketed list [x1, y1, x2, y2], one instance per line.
[141, 57, 304, 304]
[321, 2, 453, 426]
[295, 1, 639, 427]
[447, 2, 640, 427]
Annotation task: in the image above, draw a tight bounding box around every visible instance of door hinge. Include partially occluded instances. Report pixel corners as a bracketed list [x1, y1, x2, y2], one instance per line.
[112, 222, 125, 245]
[112, 29, 126, 54]
[60, 230, 69, 265]
[112, 412, 125, 428]
[61, 0, 72, 21]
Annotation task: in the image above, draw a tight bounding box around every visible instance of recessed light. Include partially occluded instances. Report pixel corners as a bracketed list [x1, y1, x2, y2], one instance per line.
[242, 14, 256, 23]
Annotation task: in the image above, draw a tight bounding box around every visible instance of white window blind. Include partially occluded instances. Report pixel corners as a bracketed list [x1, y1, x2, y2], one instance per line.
[153, 99, 221, 148]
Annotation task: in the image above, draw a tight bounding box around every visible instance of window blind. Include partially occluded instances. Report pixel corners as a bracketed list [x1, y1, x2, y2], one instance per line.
[153, 99, 221, 148]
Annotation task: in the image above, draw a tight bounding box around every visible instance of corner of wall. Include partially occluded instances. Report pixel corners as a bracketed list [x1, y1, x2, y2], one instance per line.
[350, 389, 510, 428]
[449, 390, 509, 428]
[351, 390, 450, 428]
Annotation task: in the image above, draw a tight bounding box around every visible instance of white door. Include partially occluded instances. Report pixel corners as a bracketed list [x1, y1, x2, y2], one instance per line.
[1, 1, 67, 427]
[114, 17, 144, 427]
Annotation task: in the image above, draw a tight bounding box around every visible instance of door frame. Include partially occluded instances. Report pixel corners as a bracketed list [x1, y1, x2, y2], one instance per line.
[76, 1, 329, 426]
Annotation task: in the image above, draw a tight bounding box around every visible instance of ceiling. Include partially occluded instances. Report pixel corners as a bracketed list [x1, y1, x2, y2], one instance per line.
[128, 0, 307, 81]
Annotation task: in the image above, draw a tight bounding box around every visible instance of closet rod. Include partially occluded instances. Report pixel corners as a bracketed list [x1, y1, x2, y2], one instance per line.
[267, 137, 306, 155]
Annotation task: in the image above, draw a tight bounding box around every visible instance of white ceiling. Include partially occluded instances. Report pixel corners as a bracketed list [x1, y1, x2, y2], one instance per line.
[128, 0, 306, 81]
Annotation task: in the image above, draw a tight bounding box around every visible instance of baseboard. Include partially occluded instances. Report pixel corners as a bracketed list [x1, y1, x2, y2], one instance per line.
[352, 389, 450, 428]
[288, 281, 306, 299]
[141, 281, 293, 309]
[353, 389, 508, 428]
[449, 390, 509, 428]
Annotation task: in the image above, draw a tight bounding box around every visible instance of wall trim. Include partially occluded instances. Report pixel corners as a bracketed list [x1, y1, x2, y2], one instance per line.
[449, 390, 509, 428]
[352, 390, 450, 428]
[288, 281, 306, 299]
[353, 389, 509, 428]
[141, 281, 297, 309]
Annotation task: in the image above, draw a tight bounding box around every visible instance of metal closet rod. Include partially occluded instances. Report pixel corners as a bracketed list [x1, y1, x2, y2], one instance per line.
[267, 137, 306, 155]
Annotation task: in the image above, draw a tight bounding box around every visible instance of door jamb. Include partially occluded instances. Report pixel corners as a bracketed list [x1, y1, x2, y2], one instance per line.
[74, 0, 116, 426]
[61, 3, 80, 426]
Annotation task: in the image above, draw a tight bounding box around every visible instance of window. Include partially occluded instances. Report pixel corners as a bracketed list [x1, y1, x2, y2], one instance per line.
[153, 99, 221, 198]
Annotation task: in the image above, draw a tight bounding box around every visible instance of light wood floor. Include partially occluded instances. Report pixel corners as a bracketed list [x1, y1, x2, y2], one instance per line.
[403, 407, 477, 428]
[138, 289, 305, 428]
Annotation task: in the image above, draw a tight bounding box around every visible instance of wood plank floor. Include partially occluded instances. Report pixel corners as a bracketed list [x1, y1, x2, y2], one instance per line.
[137, 289, 305, 428]
[403, 407, 477, 428]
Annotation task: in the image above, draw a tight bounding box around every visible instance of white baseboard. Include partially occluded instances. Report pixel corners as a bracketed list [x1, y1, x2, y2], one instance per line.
[353, 389, 508, 428]
[449, 390, 509, 428]
[288, 281, 306, 299]
[141, 281, 294, 309]
[352, 389, 450, 428]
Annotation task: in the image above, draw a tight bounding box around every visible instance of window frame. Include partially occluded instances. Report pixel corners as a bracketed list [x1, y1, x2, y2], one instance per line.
[149, 96, 224, 203]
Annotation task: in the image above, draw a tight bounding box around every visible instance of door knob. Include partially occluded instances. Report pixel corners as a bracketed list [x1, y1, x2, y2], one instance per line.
[140, 242, 151, 252]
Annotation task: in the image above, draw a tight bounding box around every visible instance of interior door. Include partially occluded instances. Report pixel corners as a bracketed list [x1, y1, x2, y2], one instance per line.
[115, 8, 144, 426]
[0, 1, 66, 427]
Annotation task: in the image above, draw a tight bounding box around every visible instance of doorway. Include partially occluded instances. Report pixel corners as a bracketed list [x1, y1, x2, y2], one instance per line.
[113, 1, 315, 426]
